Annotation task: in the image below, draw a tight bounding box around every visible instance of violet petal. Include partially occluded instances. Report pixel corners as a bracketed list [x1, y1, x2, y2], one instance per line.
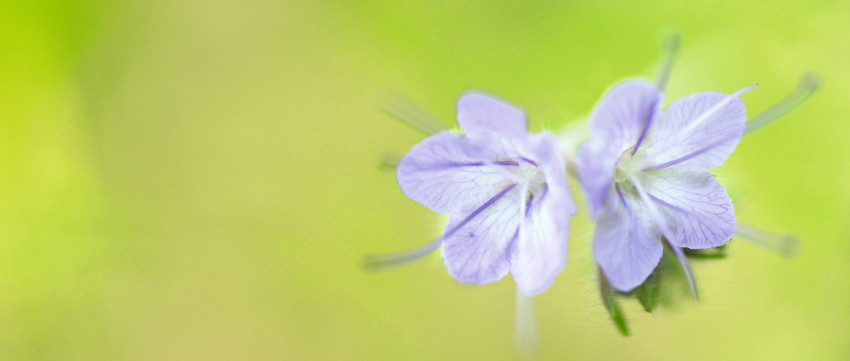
[641, 91, 747, 171]
[397, 131, 511, 214]
[457, 92, 527, 141]
[646, 171, 735, 249]
[587, 80, 663, 153]
[511, 134, 573, 295]
[593, 205, 663, 292]
[440, 192, 519, 284]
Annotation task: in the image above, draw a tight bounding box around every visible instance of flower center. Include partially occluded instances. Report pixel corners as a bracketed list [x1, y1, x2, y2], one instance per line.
[498, 158, 546, 197]
[516, 161, 546, 195]
[615, 152, 639, 185]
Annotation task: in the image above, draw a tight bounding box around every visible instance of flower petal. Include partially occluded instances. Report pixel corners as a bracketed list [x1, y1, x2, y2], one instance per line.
[577, 139, 618, 217]
[397, 131, 512, 213]
[593, 204, 663, 292]
[579, 80, 663, 216]
[457, 92, 526, 141]
[645, 171, 735, 249]
[587, 80, 663, 152]
[440, 192, 520, 284]
[510, 134, 573, 295]
[640, 91, 747, 171]
[511, 190, 570, 295]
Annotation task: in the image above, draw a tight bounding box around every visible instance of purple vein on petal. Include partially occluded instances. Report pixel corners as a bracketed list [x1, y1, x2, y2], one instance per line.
[493, 160, 520, 166]
[417, 162, 487, 171]
[363, 183, 517, 271]
[646, 192, 688, 214]
[642, 136, 729, 172]
[519, 157, 538, 166]
[642, 144, 713, 171]
[631, 99, 659, 155]
[444, 183, 517, 239]
[615, 184, 631, 213]
[539, 183, 548, 204]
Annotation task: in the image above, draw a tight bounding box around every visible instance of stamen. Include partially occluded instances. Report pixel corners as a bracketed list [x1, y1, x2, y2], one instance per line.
[735, 223, 800, 257]
[744, 72, 819, 135]
[655, 33, 681, 92]
[629, 176, 699, 301]
[363, 184, 517, 270]
[514, 286, 539, 356]
[383, 93, 449, 136]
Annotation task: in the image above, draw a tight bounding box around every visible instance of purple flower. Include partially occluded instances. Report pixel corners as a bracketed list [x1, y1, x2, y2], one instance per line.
[577, 80, 754, 292]
[395, 92, 574, 295]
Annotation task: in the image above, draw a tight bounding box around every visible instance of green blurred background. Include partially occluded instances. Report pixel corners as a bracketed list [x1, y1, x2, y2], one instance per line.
[1, 0, 848, 360]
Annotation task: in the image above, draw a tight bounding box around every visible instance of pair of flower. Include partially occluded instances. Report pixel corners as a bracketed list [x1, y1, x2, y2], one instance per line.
[379, 78, 753, 296]
[373, 64, 816, 301]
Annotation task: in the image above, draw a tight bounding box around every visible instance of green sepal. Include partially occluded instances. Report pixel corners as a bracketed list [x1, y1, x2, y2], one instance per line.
[599, 272, 630, 336]
[634, 270, 661, 313]
[683, 244, 727, 259]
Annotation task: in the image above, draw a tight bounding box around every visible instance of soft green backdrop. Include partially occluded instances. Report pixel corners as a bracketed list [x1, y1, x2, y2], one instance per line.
[0, 0, 848, 360]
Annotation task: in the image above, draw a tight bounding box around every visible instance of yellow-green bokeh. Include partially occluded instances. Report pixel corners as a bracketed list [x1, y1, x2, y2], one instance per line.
[1, 0, 848, 360]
